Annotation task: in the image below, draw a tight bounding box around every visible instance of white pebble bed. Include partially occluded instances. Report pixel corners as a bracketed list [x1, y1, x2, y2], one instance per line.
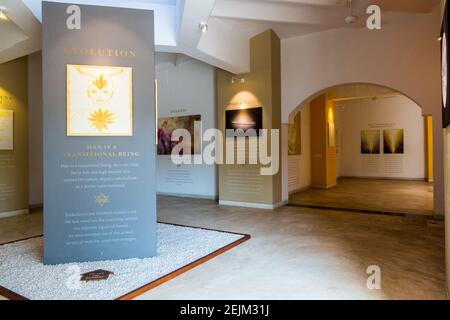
[0, 223, 244, 300]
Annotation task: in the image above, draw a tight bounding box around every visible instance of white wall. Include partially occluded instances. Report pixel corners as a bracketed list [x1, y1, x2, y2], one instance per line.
[28, 51, 42, 207]
[288, 103, 311, 193]
[281, 7, 444, 215]
[156, 53, 217, 199]
[336, 95, 425, 180]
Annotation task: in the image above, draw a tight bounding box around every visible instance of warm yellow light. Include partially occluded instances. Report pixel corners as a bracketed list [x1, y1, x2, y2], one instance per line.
[328, 107, 335, 124]
[0, 9, 8, 21]
[228, 91, 261, 109]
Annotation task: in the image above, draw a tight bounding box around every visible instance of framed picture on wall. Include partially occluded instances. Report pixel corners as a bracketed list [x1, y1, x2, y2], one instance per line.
[328, 122, 336, 148]
[361, 129, 381, 154]
[225, 107, 263, 136]
[0, 109, 13, 150]
[442, 1, 450, 127]
[67, 64, 133, 136]
[383, 129, 404, 154]
[158, 114, 202, 155]
[288, 112, 301, 155]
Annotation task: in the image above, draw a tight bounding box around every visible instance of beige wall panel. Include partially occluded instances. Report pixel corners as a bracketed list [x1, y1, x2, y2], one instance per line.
[0, 57, 28, 215]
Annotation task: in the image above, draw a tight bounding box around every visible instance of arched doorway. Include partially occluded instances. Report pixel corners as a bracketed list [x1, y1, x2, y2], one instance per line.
[286, 83, 435, 216]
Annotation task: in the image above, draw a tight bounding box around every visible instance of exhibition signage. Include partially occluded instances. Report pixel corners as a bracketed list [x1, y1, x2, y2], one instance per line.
[0, 110, 13, 150]
[43, 2, 156, 264]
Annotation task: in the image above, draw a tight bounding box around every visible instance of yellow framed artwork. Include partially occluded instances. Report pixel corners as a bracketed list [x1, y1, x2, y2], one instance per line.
[383, 129, 404, 154]
[0, 109, 13, 150]
[288, 112, 301, 155]
[328, 122, 336, 148]
[67, 64, 133, 136]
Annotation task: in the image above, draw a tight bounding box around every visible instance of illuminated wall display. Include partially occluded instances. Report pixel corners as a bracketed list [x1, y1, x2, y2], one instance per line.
[328, 107, 336, 148]
[227, 91, 261, 110]
[0, 110, 13, 150]
[225, 107, 263, 136]
[383, 129, 405, 154]
[0, 58, 28, 217]
[288, 113, 301, 155]
[328, 123, 336, 147]
[361, 130, 381, 154]
[157, 114, 202, 155]
[67, 65, 133, 136]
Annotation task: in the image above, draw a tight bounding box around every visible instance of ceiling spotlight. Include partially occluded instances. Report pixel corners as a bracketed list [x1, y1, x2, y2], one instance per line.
[0, 7, 8, 21]
[345, 15, 357, 24]
[199, 22, 208, 33]
[344, 0, 357, 24]
[231, 76, 245, 84]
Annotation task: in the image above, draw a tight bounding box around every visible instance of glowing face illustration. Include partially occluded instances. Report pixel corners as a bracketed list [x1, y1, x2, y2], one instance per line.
[87, 74, 114, 105]
[67, 64, 132, 136]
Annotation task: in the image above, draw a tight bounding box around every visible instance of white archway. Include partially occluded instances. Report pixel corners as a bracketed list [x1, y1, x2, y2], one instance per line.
[282, 82, 443, 217]
[280, 7, 444, 215]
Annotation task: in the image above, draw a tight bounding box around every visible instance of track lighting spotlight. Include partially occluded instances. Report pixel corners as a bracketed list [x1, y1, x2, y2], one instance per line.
[199, 22, 208, 33]
[0, 7, 9, 21]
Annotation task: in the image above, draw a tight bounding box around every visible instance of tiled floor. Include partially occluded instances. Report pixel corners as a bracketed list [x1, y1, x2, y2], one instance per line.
[0, 196, 447, 300]
[289, 178, 434, 216]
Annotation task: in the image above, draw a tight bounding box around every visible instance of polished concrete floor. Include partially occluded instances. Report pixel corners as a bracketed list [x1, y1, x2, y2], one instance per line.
[290, 178, 434, 216]
[0, 196, 447, 300]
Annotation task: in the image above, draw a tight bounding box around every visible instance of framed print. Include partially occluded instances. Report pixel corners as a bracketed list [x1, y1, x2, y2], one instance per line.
[328, 122, 336, 148]
[383, 129, 404, 154]
[0, 110, 13, 150]
[67, 64, 133, 136]
[225, 107, 263, 135]
[288, 112, 301, 155]
[158, 114, 202, 155]
[361, 129, 380, 154]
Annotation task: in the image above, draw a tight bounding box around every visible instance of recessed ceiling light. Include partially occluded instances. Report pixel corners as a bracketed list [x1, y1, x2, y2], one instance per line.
[199, 22, 208, 33]
[0, 7, 8, 21]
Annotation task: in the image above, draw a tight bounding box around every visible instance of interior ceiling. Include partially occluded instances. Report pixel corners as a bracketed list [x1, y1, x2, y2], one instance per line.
[211, 0, 442, 40]
[0, 18, 29, 51]
[0, 0, 442, 71]
[0, 0, 41, 64]
[371, 0, 440, 13]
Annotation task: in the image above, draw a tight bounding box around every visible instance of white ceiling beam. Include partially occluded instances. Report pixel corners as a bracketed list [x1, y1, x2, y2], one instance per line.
[0, 0, 42, 64]
[211, 0, 370, 26]
[174, 0, 250, 73]
[245, 0, 346, 7]
[177, 0, 216, 47]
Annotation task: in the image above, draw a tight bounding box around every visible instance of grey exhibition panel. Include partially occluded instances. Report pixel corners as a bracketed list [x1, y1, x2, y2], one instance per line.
[42, 2, 156, 264]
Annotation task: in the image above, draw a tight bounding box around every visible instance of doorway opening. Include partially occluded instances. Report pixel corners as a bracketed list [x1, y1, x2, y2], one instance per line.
[287, 84, 434, 216]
